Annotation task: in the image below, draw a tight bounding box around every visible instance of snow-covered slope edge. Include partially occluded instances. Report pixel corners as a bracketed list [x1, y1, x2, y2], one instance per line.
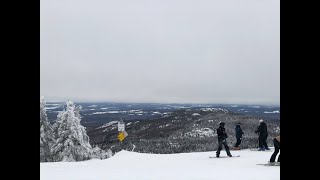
[41, 149, 279, 180]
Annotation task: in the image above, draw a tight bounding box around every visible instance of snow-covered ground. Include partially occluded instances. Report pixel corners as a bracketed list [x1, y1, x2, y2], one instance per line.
[40, 149, 279, 180]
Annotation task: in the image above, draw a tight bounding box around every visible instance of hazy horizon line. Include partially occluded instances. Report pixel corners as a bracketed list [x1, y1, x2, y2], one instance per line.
[44, 100, 280, 106]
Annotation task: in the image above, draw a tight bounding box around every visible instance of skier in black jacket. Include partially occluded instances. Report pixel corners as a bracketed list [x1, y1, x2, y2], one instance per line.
[270, 136, 280, 163]
[216, 122, 232, 157]
[233, 123, 244, 150]
[255, 119, 270, 151]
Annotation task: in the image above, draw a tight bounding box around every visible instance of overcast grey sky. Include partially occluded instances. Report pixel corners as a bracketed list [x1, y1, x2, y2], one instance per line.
[40, 0, 279, 105]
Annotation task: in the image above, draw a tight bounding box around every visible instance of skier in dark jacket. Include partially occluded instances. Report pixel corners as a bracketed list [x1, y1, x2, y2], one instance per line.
[269, 136, 280, 164]
[216, 121, 232, 157]
[233, 123, 244, 150]
[255, 119, 270, 151]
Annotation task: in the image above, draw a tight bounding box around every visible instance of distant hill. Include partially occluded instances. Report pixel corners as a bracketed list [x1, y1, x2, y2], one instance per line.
[45, 103, 280, 127]
[88, 108, 280, 154]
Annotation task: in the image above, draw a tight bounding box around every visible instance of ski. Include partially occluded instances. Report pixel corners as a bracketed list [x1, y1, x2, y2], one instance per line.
[209, 155, 240, 158]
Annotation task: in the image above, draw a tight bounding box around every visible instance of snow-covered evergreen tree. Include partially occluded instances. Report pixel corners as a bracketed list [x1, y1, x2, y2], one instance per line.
[92, 146, 113, 160]
[40, 96, 55, 162]
[52, 100, 93, 162]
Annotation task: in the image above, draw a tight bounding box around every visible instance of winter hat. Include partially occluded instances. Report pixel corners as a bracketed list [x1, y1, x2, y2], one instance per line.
[259, 119, 264, 123]
[219, 121, 225, 126]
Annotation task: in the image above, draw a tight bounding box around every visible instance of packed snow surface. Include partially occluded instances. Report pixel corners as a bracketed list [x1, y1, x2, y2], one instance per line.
[41, 148, 279, 180]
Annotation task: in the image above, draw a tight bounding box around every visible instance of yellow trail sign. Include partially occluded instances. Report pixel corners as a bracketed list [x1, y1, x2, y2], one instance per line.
[118, 132, 126, 141]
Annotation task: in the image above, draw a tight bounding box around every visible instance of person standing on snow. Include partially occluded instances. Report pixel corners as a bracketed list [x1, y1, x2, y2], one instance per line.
[233, 123, 244, 150]
[216, 121, 232, 157]
[269, 136, 280, 164]
[255, 119, 270, 151]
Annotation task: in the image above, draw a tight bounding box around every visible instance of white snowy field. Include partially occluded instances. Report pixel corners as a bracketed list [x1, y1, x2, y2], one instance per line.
[40, 148, 279, 180]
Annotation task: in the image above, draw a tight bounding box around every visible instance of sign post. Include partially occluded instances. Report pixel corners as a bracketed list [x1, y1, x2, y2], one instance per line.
[117, 120, 128, 142]
[118, 121, 125, 132]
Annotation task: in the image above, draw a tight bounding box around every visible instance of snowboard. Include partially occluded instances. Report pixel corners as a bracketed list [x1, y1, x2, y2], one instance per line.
[250, 148, 272, 151]
[209, 155, 240, 158]
[231, 147, 241, 150]
[257, 162, 280, 166]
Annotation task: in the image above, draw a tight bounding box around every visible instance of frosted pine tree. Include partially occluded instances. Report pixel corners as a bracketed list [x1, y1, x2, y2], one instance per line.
[40, 96, 55, 162]
[52, 100, 93, 161]
[92, 146, 113, 160]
